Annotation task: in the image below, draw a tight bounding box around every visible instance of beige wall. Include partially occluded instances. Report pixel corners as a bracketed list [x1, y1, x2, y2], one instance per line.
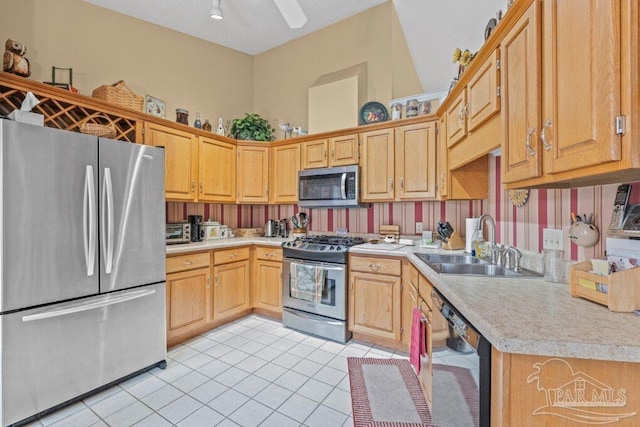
[253, 2, 423, 137]
[1, 0, 254, 126]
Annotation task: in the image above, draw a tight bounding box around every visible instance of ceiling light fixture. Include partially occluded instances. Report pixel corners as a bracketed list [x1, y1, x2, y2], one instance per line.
[210, 0, 223, 20]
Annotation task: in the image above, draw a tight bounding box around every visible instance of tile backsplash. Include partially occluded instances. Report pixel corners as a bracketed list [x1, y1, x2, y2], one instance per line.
[168, 156, 635, 262]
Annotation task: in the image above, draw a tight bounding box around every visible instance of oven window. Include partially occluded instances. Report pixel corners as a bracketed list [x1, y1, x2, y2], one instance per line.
[288, 274, 336, 307]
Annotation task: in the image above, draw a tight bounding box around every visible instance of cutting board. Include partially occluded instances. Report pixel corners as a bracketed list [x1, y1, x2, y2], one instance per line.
[356, 243, 406, 251]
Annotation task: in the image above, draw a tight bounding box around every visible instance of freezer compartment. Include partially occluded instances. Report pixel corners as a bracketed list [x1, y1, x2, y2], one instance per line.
[0, 283, 166, 426]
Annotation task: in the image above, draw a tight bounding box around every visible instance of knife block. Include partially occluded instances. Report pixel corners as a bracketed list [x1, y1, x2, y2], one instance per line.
[443, 231, 465, 250]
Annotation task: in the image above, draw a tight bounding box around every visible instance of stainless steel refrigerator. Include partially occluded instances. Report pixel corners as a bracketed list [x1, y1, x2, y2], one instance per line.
[0, 120, 167, 426]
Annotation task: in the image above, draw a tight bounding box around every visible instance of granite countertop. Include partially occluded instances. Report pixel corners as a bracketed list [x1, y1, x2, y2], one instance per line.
[166, 237, 287, 255]
[167, 238, 640, 363]
[350, 244, 640, 363]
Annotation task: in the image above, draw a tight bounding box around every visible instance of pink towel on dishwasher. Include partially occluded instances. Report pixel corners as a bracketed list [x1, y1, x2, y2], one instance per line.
[409, 307, 422, 374]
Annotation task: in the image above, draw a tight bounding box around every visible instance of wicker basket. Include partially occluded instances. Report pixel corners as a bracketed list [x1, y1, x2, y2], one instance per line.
[79, 114, 117, 139]
[92, 80, 143, 111]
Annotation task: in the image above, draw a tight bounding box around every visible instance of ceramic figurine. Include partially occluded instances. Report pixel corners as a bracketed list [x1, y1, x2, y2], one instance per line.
[216, 117, 225, 136]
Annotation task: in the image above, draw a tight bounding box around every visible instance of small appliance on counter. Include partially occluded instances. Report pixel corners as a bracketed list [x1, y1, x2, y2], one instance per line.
[188, 214, 203, 242]
[166, 222, 191, 244]
[265, 219, 279, 237]
[201, 221, 221, 240]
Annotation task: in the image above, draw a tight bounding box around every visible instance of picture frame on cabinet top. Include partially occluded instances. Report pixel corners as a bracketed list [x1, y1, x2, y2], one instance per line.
[145, 95, 166, 118]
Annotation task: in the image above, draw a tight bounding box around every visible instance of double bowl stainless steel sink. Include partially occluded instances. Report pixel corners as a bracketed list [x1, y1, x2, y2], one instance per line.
[415, 253, 542, 279]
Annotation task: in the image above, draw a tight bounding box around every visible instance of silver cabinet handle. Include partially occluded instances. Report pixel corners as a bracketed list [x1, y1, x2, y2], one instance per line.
[207, 277, 211, 288]
[525, 127, 536, 156]
[83, 165, 96, 277]
[400, 177, 404, 190]
[324, 149, 327, 159]
[464, 102, 471, 117]
[191, 181, 196, 193]
[331, 148, 335, 160]
[541, 119, 552, 151]
[457, 107, 465, 121]
[101, 168, 114, 274]
[390, 178, 394, 191]
[200, 182, 203, 193]
[182, 260, 194, 266]
[215, 276, 219, 286]
[368, 263, 381, 269]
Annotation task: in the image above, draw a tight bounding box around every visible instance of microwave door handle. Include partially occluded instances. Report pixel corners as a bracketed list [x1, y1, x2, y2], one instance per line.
[341, 173, 347, 200]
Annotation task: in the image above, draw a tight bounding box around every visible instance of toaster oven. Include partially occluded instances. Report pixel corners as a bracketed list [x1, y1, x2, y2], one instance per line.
[166, 223, 191, 244]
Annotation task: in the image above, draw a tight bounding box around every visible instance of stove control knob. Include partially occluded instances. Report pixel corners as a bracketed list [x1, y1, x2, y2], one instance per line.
[330, 246, 334, 250]
[336, 246, 341, 251]
[291, 242, 297, 247]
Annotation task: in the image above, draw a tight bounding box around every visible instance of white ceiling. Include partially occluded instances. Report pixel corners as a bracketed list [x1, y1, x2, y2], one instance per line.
[82, 0, 506, 93]
[82, 0, 388, 55]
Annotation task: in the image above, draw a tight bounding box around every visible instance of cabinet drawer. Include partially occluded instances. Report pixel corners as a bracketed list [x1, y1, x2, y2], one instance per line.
[255, 246, 283, 262]
[418, 275, 434, 309]
[214, 247, 250, 265]
[350, 256, 401, 276]
[167, 252, 210, 274]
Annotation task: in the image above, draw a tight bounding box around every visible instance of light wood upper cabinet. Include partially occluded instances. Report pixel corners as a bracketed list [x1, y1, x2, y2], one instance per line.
[502, 0, 622, 186]
[329, 134, 359, 166]
[395, 122, 437, 200]
[301, 139, 328, 169]
[501, 2, 542, 183]
[199, 137, 236, 203]
[542, 0, 621, 174]
[271, 143, 300, 204]
[302, 134, 358, 169]
[360, 128, 395, 202]
[237, 145, 269, 203]
[445, 90, 467, 148]
[144, 122, 197, 201]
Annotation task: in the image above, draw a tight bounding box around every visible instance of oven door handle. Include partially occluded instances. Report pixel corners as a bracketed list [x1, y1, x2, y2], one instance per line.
[284, 258, 346, 271]
[341, 173, 347, 200]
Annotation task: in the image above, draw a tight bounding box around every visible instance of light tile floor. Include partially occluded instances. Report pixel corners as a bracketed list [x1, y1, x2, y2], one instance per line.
[24, 315, 409, 427]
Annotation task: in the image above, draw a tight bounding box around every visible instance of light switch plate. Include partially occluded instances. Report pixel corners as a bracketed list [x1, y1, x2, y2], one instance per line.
[415, 222, 423, 234]
[543, 228, 563, 250]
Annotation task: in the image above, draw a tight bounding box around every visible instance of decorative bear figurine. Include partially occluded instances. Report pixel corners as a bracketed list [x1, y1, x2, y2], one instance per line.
[3, 39, 31, 77]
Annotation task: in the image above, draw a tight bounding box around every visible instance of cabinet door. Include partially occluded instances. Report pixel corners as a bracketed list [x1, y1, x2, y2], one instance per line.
[237, 145, 269, 203]
[254, 259, 282, 313]
[437, 116, 449, 198]
[395, 122, 437, 200]
[214, 260, 250, 320]
[445, 90, 467, 148]
[271, 143, 300, 204]
[466, 49, 500, 133]
[301, 139, 328, 169]
[199, 137, 236, 203]
[144, 122, 197, 201]
[542, 0, 621, 174]
[501, 3, 542, 183]
[166, 267, 210, 340]
[329, 134, 359, 166]
[348, 271, 401, 341]
[360, 128, 395, 202]
[401, 261, 420, 349]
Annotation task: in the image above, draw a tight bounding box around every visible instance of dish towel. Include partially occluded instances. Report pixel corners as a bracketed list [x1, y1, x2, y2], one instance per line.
[289, 263, 325, 303]
[410, 307, 422, 374]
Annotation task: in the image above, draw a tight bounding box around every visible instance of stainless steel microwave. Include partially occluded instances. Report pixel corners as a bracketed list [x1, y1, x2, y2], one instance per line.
[298, 165, 363, 208]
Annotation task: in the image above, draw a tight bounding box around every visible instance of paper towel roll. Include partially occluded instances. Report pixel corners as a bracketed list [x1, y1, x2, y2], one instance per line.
[465, 218, 480, 253]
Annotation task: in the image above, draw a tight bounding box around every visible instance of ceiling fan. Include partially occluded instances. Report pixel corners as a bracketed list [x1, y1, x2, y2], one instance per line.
[210, 0, 308, 29]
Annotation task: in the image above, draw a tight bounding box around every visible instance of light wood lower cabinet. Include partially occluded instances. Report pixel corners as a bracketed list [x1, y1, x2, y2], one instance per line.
[348, 255, 402, 341]
[213, 248, 251, 321]
[253, 247, 283, 315]
[166, 252, 211, 344]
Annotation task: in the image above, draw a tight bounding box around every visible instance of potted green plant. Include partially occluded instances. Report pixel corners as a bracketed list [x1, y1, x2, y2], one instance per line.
[229, 113, 276, 142]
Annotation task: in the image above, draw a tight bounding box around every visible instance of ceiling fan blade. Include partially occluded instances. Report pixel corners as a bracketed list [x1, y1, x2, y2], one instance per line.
[273, 0, 307, 29]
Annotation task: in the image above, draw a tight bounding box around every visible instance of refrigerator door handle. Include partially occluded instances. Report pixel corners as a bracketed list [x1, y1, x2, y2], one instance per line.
[83, 165, 96, 276]
[21, 288, 156, 322]
[101, 168, 115, 274]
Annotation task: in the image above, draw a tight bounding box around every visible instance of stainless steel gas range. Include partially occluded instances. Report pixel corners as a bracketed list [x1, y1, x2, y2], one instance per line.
[281, 235, 364, 343]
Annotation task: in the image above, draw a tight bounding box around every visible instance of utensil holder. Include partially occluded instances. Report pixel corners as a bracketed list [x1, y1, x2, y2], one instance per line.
[443, 231, 465, 250]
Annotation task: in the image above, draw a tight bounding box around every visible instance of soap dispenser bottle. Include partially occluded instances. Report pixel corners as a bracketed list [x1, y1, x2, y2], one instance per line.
[471, 228, 485, 257]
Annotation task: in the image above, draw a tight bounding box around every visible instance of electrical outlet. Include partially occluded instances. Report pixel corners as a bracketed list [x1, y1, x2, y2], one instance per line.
[543, 228, 564, 250]
[415, 222, 423, 234]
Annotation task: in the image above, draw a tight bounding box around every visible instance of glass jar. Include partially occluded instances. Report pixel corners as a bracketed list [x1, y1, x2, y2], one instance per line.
[391, 103, 402, 120]
[176, 108, 189, 125]
[406, 99, 418, 117]
[202, 119, 212, 132]
[194, 112, 202, 129]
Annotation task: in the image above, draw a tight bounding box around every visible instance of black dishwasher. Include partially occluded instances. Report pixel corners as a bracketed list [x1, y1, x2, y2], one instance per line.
[430, 288, 491, 427]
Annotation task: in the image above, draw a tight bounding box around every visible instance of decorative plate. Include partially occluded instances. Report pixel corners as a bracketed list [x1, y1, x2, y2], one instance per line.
[360, 101, 388, 125]
[145, 95, 166, 118]
[509, 189, 530, 207]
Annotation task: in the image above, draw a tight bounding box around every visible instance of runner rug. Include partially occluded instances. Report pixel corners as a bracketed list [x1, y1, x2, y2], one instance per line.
[347, 357, 433, 426]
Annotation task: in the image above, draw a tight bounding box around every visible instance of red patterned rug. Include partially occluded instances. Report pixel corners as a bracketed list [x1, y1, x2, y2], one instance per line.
[347, 357, 433, 427]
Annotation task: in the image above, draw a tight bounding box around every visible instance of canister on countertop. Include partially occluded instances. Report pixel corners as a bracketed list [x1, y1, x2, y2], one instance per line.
[201, 221, 221, 240]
